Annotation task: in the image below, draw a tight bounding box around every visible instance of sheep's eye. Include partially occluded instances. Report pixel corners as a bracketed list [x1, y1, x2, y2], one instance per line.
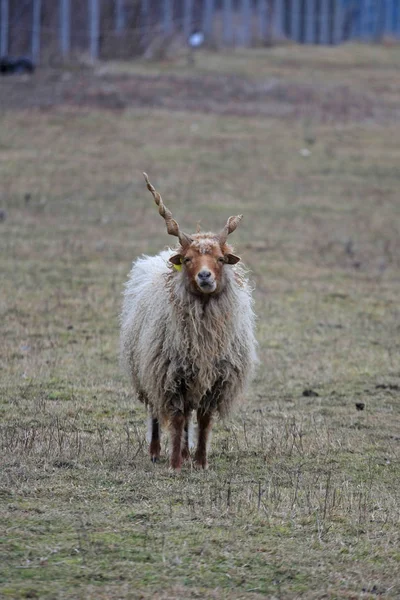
[183, 257, 192, 265]
[217, 257, 225, 264]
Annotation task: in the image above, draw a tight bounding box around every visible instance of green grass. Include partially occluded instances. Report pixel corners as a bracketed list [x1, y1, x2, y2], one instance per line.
[1, 46, 400, 599]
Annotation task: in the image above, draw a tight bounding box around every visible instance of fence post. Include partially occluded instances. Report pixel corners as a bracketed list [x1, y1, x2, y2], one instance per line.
[257, 0, 268, 43]
[360, 0, 372, 40]
[32, 0, 42, 63]
[367, 0, 380, 41]
[347, 0, 359, 40]
[272, 0, 284, 40]
[394, 0, 400, 38]
[223, 0, 233, 45]
[290, 0, 301, 42]
[332, 0, 343, 45]
[141, 0, 149, 48]
[239, 0, 252, 46]
[115, 0, 125, 34]
[203, 0, 214, 40]
[0, 0, 8, 56]
[89, 0, 100, 60]
[383, 0, 394, 37]
[319, 0, 330, 44]
[304, 0, 315, 44]
[162, 0, 173, 36]
[396, 1, 400, 38]
[374, 0, 385, 41]
[59, 0, 70, 57]
[183, 0, 193, 39]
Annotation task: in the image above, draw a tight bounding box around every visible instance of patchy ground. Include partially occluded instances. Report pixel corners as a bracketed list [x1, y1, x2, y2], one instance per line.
[1, 45, 400, 599]
[1, 45, 400, 122]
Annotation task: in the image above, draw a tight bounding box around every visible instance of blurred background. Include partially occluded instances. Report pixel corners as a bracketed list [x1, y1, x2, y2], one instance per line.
[1, 0, 399, 63]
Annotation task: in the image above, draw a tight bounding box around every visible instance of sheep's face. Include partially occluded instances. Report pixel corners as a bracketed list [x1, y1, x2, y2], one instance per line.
[143, 174, 243, 294]
[170, 235, 240, 295]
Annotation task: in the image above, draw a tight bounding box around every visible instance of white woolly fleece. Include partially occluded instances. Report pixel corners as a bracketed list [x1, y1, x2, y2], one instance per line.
[120, 248, 257, 419]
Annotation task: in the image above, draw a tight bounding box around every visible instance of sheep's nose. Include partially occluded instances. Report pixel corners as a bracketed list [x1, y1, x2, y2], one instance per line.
[198, 270, 212, 281]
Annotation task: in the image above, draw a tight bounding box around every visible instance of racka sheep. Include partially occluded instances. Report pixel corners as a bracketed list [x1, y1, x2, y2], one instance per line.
[120, 174, 257, 470]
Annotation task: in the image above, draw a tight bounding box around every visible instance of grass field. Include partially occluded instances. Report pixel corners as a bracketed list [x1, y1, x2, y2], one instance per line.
[1, 45, 400, 599]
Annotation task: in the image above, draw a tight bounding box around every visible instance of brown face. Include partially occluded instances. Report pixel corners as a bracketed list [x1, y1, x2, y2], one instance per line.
[170, 236, 240, 295]
[142, 173, 244, 294]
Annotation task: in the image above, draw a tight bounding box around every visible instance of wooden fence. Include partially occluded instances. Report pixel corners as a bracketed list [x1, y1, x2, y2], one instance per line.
[0, 0, 399, 64]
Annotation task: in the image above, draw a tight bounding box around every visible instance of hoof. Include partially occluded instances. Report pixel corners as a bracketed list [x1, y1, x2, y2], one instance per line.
[170, 456, 183, 471]
[181, 447, 191, 462]
[168, 466, 181, 474]
[149, 440, 161, 463]
[193, 455, 208, 470]
[194, 462, 208, 470]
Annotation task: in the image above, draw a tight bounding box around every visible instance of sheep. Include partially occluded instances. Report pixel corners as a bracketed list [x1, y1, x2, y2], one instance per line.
[120, 173, 257, 470]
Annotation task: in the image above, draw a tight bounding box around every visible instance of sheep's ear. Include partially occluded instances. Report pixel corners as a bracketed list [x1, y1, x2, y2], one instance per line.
[169, 254, 182, 265]
[225, 253, 241, 265]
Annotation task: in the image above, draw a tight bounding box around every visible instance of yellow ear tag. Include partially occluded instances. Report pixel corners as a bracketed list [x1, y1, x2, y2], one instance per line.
[173, 263, 182, 272]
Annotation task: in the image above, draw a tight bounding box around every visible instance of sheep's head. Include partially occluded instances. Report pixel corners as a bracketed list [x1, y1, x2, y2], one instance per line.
[170, 233, 241, 295]
[143, 173, 242, 295]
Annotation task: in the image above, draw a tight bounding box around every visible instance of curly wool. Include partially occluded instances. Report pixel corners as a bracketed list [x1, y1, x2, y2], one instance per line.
[120, 248, 257, 419]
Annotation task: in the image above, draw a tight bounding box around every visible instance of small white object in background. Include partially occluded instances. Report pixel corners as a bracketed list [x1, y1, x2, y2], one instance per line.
[299, 148, 311, 157]
[188, 31, 204, 48]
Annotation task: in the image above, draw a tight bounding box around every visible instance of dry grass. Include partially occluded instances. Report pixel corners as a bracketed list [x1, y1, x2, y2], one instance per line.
[1, 45, 400, 599]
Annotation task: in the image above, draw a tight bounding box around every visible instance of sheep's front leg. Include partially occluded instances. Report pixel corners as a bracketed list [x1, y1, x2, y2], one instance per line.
[194, 409, 213, 469]
[149, 416, 161, 463]
[169, 413, 185, 471]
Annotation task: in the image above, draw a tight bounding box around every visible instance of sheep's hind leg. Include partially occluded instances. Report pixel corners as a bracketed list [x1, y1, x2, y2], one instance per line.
[169, 413, 185, 471]
[194, 409, 213, 470]
[149, 416, 161, 463]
